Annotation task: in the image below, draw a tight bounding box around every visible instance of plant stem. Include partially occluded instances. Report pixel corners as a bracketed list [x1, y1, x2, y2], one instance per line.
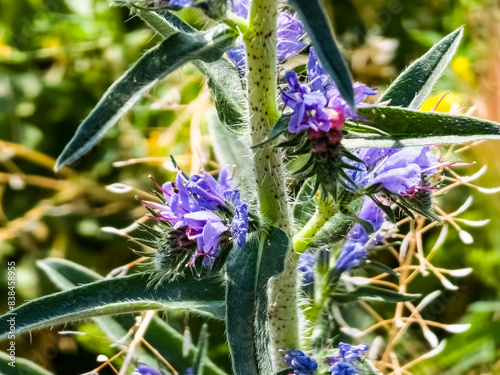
[244, 0, 297, 371]
[293, 200, 338, 254]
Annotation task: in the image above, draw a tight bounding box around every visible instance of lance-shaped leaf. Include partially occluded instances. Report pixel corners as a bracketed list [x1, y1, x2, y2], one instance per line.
[379, 27, 464, 109]
[38, 258, 227, 375]
[207, 114, 256, 202]
[226, 228, 289, 375]
[288, 0, 354, 108]
[0, 272, 225, 340]
[137, 10, 247, 135]
[55, 24, 237, 171]
[343, 106, 500, 149]
[0, 351, 53, 375]
[332, 286, 420, 304]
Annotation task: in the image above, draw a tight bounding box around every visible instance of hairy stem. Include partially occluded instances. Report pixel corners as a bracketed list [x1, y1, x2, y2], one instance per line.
[244, 0, 298, 371]
[293, 200, 338, 254]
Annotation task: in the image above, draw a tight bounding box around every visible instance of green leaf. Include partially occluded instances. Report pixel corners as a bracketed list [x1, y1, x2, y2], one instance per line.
[37, 258, 227, 375]
[0, 351, 53, 375]
[379, 27, 464, 109]
[192, 324, 209, 375]
[137, 10, 247, 135]
[207, 113, 256, 202]
[332, 286, 419, 304]
[293, 177, 317, 229]
[0, 273, 225, 340]
[311, 197, 364, 247]
[55, 24, 237, 171]
[343, 106, 500, 149]
[226, 228, 289, 375]
[288, 0, 354, 107]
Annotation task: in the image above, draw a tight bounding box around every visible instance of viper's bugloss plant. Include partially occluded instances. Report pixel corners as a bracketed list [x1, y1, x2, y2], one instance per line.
[3, 1, 500, 375]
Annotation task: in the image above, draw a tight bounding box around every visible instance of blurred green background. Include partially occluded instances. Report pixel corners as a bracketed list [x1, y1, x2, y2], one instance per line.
[0, 0, 499, 374]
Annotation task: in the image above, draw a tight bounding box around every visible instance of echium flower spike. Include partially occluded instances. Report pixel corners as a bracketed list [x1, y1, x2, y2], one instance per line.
[280, 48, 375, 198]
[141, 165, 249, 279]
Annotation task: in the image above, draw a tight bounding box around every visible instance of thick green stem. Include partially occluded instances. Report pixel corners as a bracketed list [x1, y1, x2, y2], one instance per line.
[293, 199, 338, 254]
[245, 0, 298, 371]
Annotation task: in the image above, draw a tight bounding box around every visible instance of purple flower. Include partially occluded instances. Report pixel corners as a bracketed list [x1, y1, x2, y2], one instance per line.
[143, 166, 248, 266]
[335, 197, 386, 275]
[227, 0, 306, 70]
[282, 71, 330, 133]
[298, 250, 315, 286]
[184, 211, 228, 265]
[307, 48, 375, 118]
[346, 147, 438, 196]
[335, 241, 367, 275]
[326, 342, 369, 375]
[282, 49, 375, 134]
[276, 10, 307, 61]
[133, 364, 161, 375]
[284, 349, 318, 375]
[224, 190, 249, 247]
[185, 368, 194, 375]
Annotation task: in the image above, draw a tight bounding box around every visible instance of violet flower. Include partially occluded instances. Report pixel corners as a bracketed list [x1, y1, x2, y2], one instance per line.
[284, 349, 318, 375]
[282, 48, 375, 134]
[298, 250, 315, 287]
[143, 167, 248, 266]
[326, 342, 369, 375]
[133, 364, 161, 375]
[335, 197, 386, 275]
[346, 147, 438, 196]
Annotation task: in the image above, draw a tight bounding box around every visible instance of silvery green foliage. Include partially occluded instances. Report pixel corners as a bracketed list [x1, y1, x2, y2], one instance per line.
[2, 2, 500, 375]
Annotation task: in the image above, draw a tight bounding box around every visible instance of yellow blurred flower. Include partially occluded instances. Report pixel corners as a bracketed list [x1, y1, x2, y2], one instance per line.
[453, 56, 476, 84]
[420, 91, 463, 113]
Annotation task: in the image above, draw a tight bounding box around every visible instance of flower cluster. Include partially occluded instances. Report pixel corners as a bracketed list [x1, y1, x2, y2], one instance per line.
[280, 48, 375, 197]
[283, 48, 375, 134]
[226, 0, 306, 70]
[335, 146, 439, 275]
[284, 349, 318, 375]
[345, 147, 438, 196]
[325, 343, 369, 375]
[142, 166, 248, 276]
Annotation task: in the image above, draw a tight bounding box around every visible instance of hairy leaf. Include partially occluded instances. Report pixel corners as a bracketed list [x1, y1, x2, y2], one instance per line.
[288, 0, 354, 107]
[0, 351, 53, 375]
[293, 177, 317, 229]
[379, 27, 463, 109]
[37, 258, 227, 375]
[55, 24, 237, 170]
[0, 273, 225, 340]
[226, 228, 289, 375]
[137, 10, 247, 135]
[311, 197, 364, 247]
[333, 286, 419, 304]
[343, 106, 500, 149]
[207, 114, 256, 202]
